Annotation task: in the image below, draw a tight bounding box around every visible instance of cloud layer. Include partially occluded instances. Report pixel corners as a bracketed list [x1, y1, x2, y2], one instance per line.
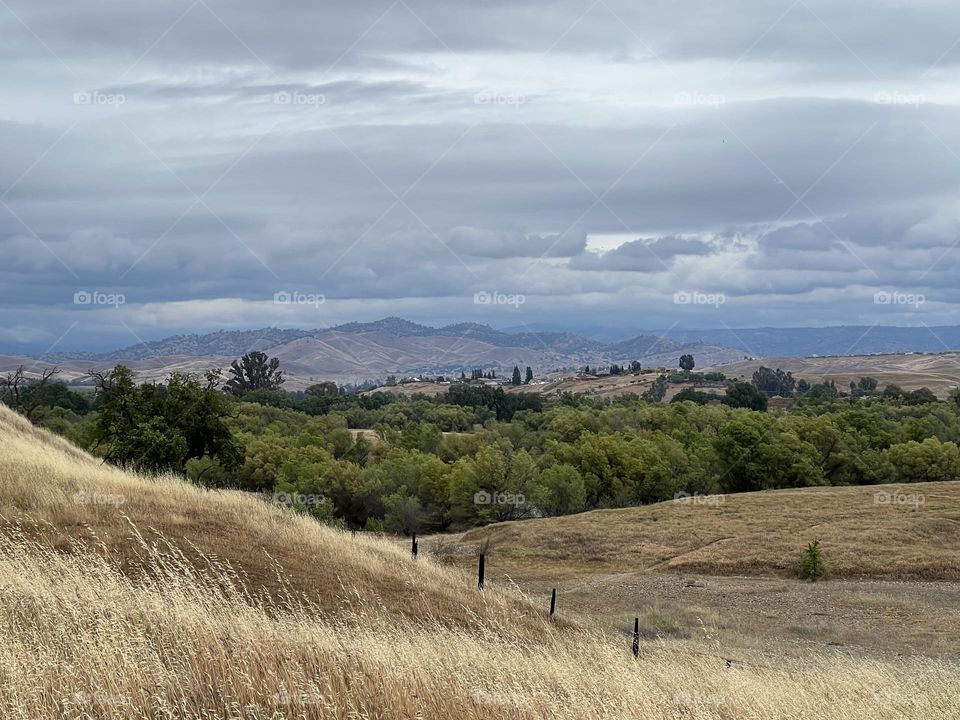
[3, 0, 960, 351]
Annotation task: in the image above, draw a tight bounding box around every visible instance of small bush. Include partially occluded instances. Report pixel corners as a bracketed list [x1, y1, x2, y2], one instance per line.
[800, 539, 827, 582]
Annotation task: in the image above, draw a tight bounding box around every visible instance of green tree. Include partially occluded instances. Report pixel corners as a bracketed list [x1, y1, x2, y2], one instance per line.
[225, 352, 285, 396]
[512, 366, 523, 385]
[886, 437, 960, 481]
[383, 494, 424, 535]
[671, 387, 712, 405]
[306, 381, 340, 397]
[644, 374, 668, 402]
[752, 366, 795, 397]
[723, 382, 768, 411]
[713, 413, 822, 493]
[525, 366, 534, 384]
[89, 365, 242, 475]
[679, 354, 695, 372]
[532, 464, 586, 516]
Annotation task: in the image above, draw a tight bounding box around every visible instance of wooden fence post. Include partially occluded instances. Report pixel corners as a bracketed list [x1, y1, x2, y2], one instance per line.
[478, 553, 485, 590]
[411, 532, 418, 559]
[549, 588, 557, 618]
[632, 617, 640, 658]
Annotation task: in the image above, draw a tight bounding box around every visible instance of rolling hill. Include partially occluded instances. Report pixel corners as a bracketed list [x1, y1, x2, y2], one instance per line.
[460, 482, 960, 581]
[3, 318, 746, 389]
[2, 404, 958, 717]
[713, 352, 960, 397]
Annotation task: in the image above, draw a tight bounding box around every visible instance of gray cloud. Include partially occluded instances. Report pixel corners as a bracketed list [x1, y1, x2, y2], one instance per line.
[4, 0, 960, 352]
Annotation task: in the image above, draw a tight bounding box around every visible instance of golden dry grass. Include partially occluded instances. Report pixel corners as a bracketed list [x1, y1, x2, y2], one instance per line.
[0, 404, 534, 631]
[713, 353, 960, 398]
[1, 404, 958, 719]
[461, 482, 960, 581]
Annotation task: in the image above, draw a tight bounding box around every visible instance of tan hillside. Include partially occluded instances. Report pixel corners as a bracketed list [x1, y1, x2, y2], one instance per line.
[1, 404, 958, 718]
[712, 352, 960, 398]
[460, 482, 960, 581]
[0, 404, 533, 631]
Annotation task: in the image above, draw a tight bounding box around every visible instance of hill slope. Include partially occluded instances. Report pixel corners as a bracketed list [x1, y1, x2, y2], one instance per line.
[461, 482, 960, 580]
[712, 352, 960, 397]
[0, 404, 530, 630]
[1, 405, 957, 718]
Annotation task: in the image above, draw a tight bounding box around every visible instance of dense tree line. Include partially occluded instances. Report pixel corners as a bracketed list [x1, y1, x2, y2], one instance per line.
[8, 357, 960, 534]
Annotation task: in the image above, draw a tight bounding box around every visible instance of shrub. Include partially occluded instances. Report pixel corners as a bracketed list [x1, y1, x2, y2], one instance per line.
[800, 539, 827, 582]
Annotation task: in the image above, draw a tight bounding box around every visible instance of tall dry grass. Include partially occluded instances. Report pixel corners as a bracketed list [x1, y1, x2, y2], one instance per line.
[1, 405, 958, 718]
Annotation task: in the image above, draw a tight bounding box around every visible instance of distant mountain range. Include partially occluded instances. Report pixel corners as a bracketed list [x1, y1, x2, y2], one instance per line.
[6, 318, 743, 388]
[41, 318, 618, 362]
[7, 319, 959, 389]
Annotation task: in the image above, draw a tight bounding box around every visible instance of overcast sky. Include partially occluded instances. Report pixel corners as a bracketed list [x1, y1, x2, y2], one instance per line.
[3, 0, 960, 352]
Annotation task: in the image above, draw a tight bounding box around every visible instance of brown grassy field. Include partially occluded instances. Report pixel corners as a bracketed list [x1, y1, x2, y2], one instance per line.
[460, 483, 960, 581]
[1, 404, 958, 718]
[365, 375, 732, 400]
[713, 352, 960, 397]
[436, 483, 960, 656]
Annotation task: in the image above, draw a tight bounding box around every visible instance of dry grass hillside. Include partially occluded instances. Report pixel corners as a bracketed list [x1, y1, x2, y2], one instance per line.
[712, 353, 960, 397]
[461, 483, 960, 581]
[0, 405, 534, 632]
[1, 404, 958, 718]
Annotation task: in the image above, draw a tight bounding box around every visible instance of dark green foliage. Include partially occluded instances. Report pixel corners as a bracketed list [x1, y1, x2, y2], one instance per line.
[679, 354, 695, 372]
[904, 387, 938, 405]
[671, 387, 714, 405]
[225, 352, 285, 396]
[723, 382, 768, 411]
[801, 380, 839, 402]
[445, 384, 543, 421]
[850, 376, 879, 397]
[24, 359, 960, 534]
[752, 366, 796, 397]
[88, 365, 242, 474]
[643, 374, 668, 402]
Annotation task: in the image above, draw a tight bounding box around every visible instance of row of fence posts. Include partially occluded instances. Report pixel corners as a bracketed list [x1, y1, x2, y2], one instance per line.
[411, 538, 640, 657]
